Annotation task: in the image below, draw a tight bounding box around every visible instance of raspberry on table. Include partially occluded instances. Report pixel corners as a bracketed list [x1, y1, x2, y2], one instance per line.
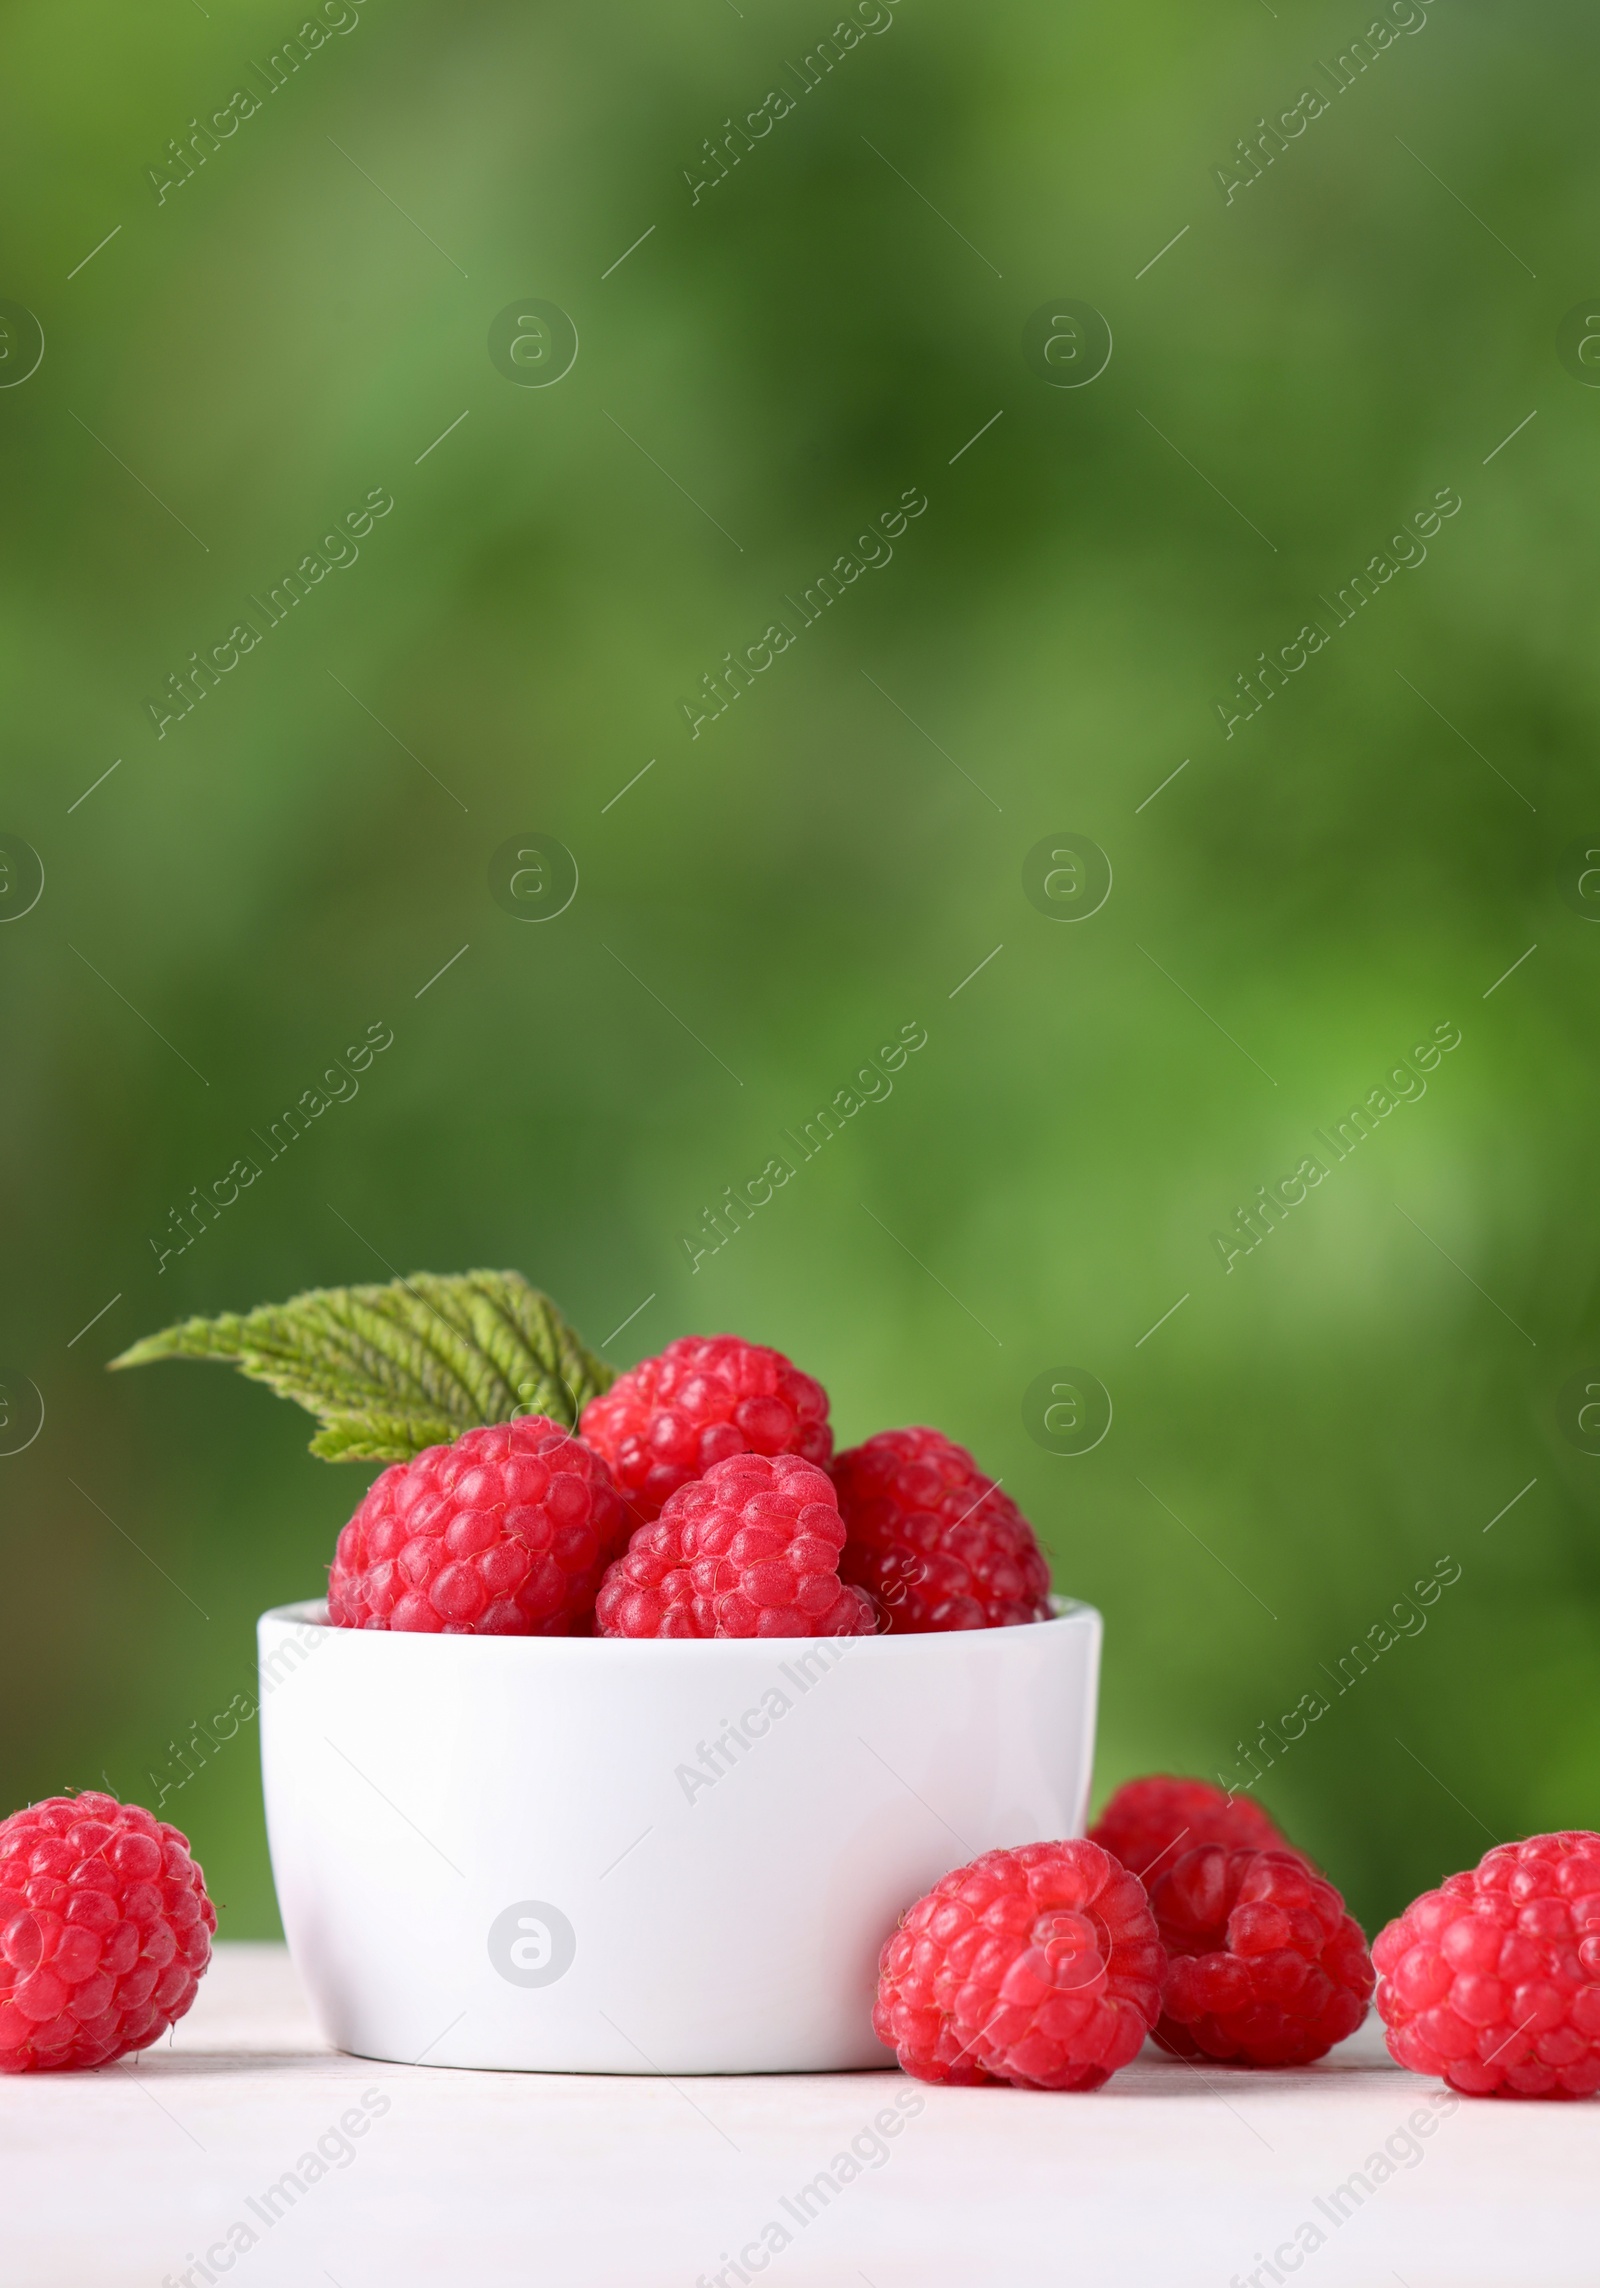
[578, 1334, 832, 1524]
[874, 1839, 1165, 2090]
[1149, 1844, 1373, 2068]
[1373, 1829, 1600, 2100]
[0, 1792, 215, 2072]
[328, 1416, 629, 1635]
[1089, 1775, 1291, 1885]
[595, 1451, 875, 1639]
[831, 1427, 1052, 1632]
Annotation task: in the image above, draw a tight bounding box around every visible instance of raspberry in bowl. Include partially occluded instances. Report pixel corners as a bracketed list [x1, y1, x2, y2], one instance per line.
[328, 1416, 629, 1635]
[833, 1427, 1052, 1632]
[579, 1333, 832, 1523]
[595, 1451, 875, 1639]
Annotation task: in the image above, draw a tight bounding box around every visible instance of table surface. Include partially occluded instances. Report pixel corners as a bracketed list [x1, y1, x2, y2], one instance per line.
[6, 1943, 1596, 2287]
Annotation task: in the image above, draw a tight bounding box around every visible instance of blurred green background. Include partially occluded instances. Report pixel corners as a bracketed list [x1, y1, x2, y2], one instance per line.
[2, 0, 1596, 1942]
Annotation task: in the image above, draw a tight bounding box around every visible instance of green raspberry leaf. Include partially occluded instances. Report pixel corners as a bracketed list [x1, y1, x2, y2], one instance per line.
[110, 1269, 615, 1462]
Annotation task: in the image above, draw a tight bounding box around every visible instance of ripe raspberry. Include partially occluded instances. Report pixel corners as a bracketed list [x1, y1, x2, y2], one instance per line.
[579, 1335, 832, 1524]
[1089, 1775, 1291, 1885]
[832, 1427, 1052, 1632]
[0, 1792, 215, 2072]
[1149, 1845, 1373, 2067]
[1372, 1830, 1600, 2100]
[595, 1451, 874, 1639]
[328, 1416, 629, 1634]
[874, 1840, 1165, 2090]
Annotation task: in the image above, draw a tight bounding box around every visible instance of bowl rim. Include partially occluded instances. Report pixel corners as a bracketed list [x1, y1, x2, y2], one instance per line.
[259, 1594, 1099, 1657]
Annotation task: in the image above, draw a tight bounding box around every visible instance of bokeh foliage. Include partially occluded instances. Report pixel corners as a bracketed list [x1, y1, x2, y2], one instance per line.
[2, 0, 1596, 1937]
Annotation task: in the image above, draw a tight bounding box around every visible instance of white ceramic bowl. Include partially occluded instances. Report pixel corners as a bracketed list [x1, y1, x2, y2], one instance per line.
[258, 1597, 1101, 2074]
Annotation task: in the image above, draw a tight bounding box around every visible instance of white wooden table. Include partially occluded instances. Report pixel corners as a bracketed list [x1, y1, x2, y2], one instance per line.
[6, 1944, 1596, 2286]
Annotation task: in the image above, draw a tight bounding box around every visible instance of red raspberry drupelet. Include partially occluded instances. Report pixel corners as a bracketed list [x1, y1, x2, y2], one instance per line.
[1373, 1830, 1600, 2099]
[874, 1840, 1165, 2090]
[832, 1427, 1052, 1633]
[1149, 1845, 1373, 2067]
[328, 1417, 629, 1635]
[595, 1451, 874, 1639]
[579, 1334, 832, 1524]
[0, 1793, 215, 2072]
[1089, 1774, 1292, 1885]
